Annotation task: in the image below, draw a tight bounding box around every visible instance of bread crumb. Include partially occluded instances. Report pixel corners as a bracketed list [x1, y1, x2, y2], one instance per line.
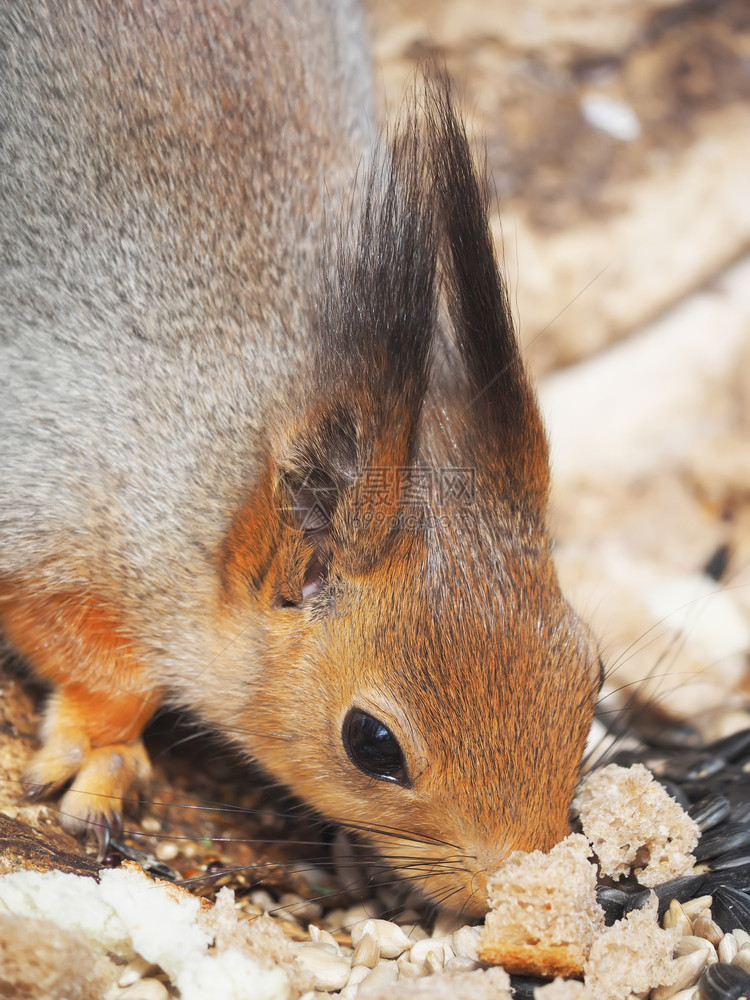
[583, 894, 679, 1000]
[534, 977, 589, 1000]
[199, 887, 313, 996]
[478, 833, 604, 978]
[358, 966, 512, 1000]
[0, 865, 291, 1000]
[574, 763, 699, 886]
[0, 911, 117, 999]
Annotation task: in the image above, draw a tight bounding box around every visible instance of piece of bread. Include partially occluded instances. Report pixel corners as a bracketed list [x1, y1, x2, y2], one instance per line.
[477, 833, 604, 977]
[574, 763, 699, 886]
[583, 894, 679, 1000]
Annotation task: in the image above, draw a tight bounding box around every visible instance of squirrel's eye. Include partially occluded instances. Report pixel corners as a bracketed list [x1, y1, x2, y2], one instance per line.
[342, 708, 408, 786]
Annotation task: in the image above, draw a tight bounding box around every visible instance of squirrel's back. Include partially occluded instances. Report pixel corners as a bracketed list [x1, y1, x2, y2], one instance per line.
[0, 0, 371, 593]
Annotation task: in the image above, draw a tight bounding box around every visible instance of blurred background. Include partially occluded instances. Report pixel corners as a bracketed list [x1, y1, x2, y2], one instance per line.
[367, 0, 750, 735]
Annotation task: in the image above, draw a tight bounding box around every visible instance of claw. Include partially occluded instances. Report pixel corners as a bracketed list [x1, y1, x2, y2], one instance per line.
[94, 819, 111, 860]
[19, 781, 52, 802]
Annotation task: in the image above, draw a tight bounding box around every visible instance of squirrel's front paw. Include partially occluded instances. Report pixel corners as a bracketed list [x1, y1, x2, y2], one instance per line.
[23, 736, 152, 855]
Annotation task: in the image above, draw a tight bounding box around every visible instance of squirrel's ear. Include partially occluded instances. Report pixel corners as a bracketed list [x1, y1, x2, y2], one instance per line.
[275, 408, 359, 602]
[220, 449, 347, 609]
[226, 109, 439, 603]
[426, 77, 550, 511]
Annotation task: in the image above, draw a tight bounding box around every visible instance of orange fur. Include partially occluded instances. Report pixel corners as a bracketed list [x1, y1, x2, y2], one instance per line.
[0, 583, 158, 829]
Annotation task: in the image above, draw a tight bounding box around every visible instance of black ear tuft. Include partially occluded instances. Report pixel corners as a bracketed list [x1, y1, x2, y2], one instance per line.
[424, 75, 550, 508]
[313, 109, 439, 469]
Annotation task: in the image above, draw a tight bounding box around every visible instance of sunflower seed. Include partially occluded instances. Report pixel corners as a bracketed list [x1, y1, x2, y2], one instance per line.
[347, 966, 371, 988]
[699, 961, 750, 1000]
[296, 945, 352, 991]
[118, 981, 169, 1000]
[396, 957, 425, 979]
[651, 948, 710, 999]
[704, 867, 750, 897]
[719, 934, 740, 964]
[359, 961, 399, 991]
[665, 899, 693, 936]
[351, 932, 379, 969]
[452, 925, 480, 960]
[425, 951, 443, 974]
[410, 937, 447, 969]
[118, 957, 159, 988]
[732, 944, 750, 974]
[350, 919, 412, 959]
[683, 896, 715, 918]
[694, 912, 725, 947]
[445, 956, 480, 973]
[675, 936, 715, 959]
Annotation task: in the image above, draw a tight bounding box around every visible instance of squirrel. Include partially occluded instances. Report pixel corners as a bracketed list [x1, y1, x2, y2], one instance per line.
[0, 0, 601, 916]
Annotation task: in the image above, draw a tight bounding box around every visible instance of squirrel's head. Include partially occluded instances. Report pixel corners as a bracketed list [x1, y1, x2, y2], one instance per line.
[218, 79, 601, 915]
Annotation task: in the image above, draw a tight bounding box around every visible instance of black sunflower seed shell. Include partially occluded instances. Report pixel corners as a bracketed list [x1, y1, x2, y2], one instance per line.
[711, 886, 750, 934]
[657, 778, 691, 810]
[509, 974, 554, 998]
[595, 886, 631, 925]
[699, 961, 750, 1000]
[696, 824, 750, 862]
[708, 850, 750, 873]
[704, 728, 750, 764]
[689, 793, 733, 832]
[703, 864, 750, 896]
[623, 873, 709, 917]
[661, 753, 727, 784]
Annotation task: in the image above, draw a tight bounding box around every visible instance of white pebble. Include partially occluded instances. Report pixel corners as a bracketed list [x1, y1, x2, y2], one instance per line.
[154, 841, 179, 862]
[280, 892, 323, 923]
[339, 987, 359, 1000]
[580, 92, 641, 141]
[734, 929, 750, 947]
[296, 945, 352, 991]
[117, 980, 169, 1000]
[250, 890, 276, 912]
